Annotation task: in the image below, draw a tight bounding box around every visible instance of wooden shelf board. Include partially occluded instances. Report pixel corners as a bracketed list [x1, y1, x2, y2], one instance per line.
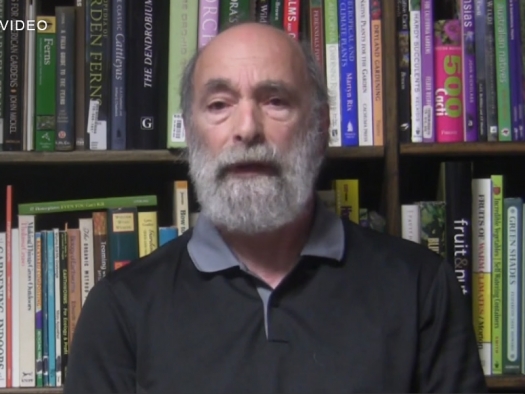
[486, 375, 525, 390]
[0, 146, 383, 164]
[400, 142, 525, 156]
[0, 388, 62, 393]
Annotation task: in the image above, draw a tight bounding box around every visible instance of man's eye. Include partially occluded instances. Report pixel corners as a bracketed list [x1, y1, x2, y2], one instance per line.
[208, 101, 227, 111]
[268, 98, 285, 106]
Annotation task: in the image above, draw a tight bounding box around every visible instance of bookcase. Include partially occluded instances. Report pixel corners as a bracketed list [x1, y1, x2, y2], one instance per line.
[0, 0, 524, 392]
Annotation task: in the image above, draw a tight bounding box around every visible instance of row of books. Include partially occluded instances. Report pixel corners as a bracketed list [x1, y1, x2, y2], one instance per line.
[401, 161, 525, 376]
[0, 0, 386, 153]
[397, 0, 525, 144]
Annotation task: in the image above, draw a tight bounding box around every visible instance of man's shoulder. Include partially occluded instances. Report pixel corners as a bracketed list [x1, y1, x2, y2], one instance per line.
[341, 218, 447, 287]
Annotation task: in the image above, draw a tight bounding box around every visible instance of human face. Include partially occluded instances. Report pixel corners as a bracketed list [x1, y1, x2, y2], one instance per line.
[186, 26, 326, 234]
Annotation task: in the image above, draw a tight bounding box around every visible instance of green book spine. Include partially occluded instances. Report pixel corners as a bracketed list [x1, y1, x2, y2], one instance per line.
[494, 0, 512, 141]
[418, 201, 446, 259]
[35, 16, 56, 151]
[18, 195, 157, 215]
[270, 0, 283, 28]
[107, 207, 139, 270]
[491, 174, 503, 374]
[502, 197, 522, 373]
[166, 0, 198, 149]
[219, 0, 253, 31]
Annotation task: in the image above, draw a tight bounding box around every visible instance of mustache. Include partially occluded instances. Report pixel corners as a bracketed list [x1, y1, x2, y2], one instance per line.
[214, 143, 283, 178]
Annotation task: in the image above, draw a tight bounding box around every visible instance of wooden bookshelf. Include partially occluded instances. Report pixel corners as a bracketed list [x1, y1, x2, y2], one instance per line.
[400, 142, 525, 156]
[486, 375, 525, 391]
[0, 146, 384, 164]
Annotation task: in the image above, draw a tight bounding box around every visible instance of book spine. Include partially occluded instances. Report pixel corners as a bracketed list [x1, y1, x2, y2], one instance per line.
[166, 0, 198, 149]
[23, 0, 36, 151]
[472, 178, 493, 376]
[18, 215, 35, 386]
[34, 232, 42, 387]
[370, 0, 383, 146]
[198, 0, 219, 48]
[11, 229, 19, 387]
[0, 0, 4, 151]
[283, 0, 300, 39]
[486, 0, 499, 141]
[35, 16, 56, 151]
[174, 181, 190, 234]
[92, 211, 108, 282]
[507, 0, 521, 140]
[85, 0, 110, 150]
[110, 0, 126, 149]
[502, 197, 522, 373]
[75, 1, 86, 149]
[396, 0, 411, 142]
[59, 230, 68, 382]
[494, 0, 512, 141]
[0, 232, 6, 388]
[55, 7, 76, 151]
[491, 174, 503, 374]
[338, 0, 358, 147]
[46, 231, 55, 386]
[461, 0, 478, 141]
[138, 211, 158, 257]
[401, 204, 421, 243]
[107, 207, 139, 270]
[418, 201, 446, 259]
[308, 0, 324, 75]
[270, 0, 283, 28]
[5, 186, 11, 387]
[474, 0, 487, 141]
[256, 0, 270, 23]
[3, 0, 26, 150]
[420, 0, 434, 142]
[53, 228, 61, 386]
[324, 0, 341, 147]
[79, 218, 94, 305]
[409, 1, 422, 142]
[41, 232, 48, 386]
[444, 161, 473, 302]
[219, 0, 253, 30]
[333, 179, 359, 224]
[514, 0, 524, 140]
[355, 0, 373, 146]
[434, 19, 463, 143]
[67, 229, 81, 351]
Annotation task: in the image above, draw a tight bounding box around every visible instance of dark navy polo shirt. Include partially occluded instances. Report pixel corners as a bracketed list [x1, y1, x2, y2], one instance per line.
[63, 199, 487, 394]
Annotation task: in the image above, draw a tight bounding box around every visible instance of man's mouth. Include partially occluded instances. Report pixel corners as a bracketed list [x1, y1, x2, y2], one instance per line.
[221, 161, 279, 177]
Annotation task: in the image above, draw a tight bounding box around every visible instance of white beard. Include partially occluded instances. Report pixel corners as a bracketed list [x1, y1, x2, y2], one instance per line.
[187, 119, 325, 234]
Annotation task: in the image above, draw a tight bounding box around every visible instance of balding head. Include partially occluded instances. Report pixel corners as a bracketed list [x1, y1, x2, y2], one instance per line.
[179, 22, 328, 136]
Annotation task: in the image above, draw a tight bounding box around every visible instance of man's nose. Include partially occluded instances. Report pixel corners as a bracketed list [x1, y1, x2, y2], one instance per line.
[233, 99, 264, 144]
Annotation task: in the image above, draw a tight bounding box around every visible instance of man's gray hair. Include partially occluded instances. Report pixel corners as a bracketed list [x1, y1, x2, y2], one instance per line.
[179, 31, 329, 132]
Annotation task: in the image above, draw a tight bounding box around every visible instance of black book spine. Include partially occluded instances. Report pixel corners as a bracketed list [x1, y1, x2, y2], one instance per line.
[126, 0, 164, 149]
[396, 0, 411, 143]
[3, 0, 25, 151]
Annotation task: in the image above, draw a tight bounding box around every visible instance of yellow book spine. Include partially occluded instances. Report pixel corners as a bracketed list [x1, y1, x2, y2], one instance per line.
[491, 175, 503, 374]
[138, 211, 158, 257]
[333, 179, 359, 223]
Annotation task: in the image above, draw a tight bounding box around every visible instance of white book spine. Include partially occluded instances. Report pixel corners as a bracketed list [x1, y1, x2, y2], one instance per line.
[79, 219, 94, 305]
[401, 204, 421, 243]
[0, 232, 6, 388]
[324, 0, 342, 147]
[409, 3, 422, 142]
[11, 229, 19, 387]
[471, 178, 493, 375]
[355, 0, 374, 146]
[53, 228, 62, 386]
[18, 216, 35, 387]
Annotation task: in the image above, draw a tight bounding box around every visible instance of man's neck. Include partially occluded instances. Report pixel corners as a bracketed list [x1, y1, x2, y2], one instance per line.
[219, 197, 316, 289]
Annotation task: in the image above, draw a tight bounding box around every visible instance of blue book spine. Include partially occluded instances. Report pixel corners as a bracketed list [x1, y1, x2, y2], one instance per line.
[159, 227, 177, 245]
[507, 0, 520, 140]
[337, 0, 359, 146]
[42, 232, 48, 386]
[46, 232, 56, 386]
[111, 0, 126, 149]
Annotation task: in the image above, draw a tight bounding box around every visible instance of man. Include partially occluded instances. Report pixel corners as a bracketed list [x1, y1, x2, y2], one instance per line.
[64, 22, 487, 393]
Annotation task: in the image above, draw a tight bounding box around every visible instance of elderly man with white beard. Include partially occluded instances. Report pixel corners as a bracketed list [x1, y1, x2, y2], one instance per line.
[64, 22, 487, 394]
